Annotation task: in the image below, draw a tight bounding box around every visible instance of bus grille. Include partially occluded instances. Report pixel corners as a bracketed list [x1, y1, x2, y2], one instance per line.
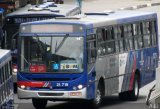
[38, 93, 64, 96]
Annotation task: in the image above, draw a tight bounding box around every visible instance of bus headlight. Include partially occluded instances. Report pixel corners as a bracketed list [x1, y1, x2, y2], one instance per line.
[13, 68, 18, 73]
[77, 84, 83, 90]
[20, 85, 25, 89]
[12, 64, 18, 73]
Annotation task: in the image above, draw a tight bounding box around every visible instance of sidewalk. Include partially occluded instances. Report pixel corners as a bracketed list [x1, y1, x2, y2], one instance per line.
[65, 0, 160, 12]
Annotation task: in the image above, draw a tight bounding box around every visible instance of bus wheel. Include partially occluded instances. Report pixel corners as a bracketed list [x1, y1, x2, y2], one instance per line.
[32, 99, 47, 109]
[92, 84, 103, 107]
[128, 75, 139, 101]
[119, 75, 139, 101]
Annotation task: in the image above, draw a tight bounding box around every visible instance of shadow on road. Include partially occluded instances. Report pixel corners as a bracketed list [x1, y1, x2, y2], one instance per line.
[46, 95, 147, 109]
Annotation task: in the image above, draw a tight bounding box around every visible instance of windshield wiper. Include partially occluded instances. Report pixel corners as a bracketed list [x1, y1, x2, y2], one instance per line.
[34, 34, 45, 52]
[21, 54, 30, 65]
[12, 31, 18, 39]
[55, 34, 69, 53]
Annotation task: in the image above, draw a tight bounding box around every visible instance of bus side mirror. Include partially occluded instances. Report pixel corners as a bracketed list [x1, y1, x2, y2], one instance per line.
[11, 39, 16, 50]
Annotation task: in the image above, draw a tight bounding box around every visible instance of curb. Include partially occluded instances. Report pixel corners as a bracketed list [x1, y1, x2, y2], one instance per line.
[118, 2, 160, 10]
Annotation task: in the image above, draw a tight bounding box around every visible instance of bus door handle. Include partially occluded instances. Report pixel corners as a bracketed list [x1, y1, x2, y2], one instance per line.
[92, 71, 96, 77]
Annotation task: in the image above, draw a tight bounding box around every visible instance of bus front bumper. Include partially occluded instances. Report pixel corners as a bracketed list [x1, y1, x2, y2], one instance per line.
[18, 87, 87, 99]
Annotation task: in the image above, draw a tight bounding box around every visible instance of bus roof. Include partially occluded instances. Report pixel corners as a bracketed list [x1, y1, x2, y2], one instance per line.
[6, 2, 80, 17]
[0, 49, 11, 66]
[21, 10, 157, 28]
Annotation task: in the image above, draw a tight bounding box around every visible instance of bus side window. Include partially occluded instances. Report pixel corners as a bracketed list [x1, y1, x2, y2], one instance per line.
[133, 24, 138, 50]
[118, 26, 124, 52]
[106, 27, 115, 54]
[113, 26, 119, 53]
[133, 23, 143, 49]
[128, 24, 134, 50]
[87, 35, 96, 63]
[150, 20, 157, 46]
[142, 21, 151, 47]
[114, 26, 122, 53]
[97, 29, 103, 43]
[97, 28, 106, 56]
[123, 24, 134, 51]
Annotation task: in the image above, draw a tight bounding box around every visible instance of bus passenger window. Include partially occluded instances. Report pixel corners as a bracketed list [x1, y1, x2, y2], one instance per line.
[128, 25, 134, 50]
[138, 36, 143, 48]
[142, 21, 151, 47]
[87, 39, 96, 63]
[102, 28, 106, 41]
[97, 28, 106, 55]
[123, 25, 130, 51]
[133, 23, 143, 49]
[114, 26, 119, 53]
[97, 29, 103, 44]
[106, 27, 114, 40]
[106, 41, 115, 54]
[106, 27, 115, 54]
[122, 24, 134, 51]
[118, 26, 124, 52]
[150, 20, 157, 46]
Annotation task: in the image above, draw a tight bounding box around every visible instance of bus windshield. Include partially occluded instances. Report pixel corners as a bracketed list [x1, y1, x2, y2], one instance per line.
[20, 36, 84, 73]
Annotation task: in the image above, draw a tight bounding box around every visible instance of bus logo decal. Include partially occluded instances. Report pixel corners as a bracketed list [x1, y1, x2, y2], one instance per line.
[53, 64, 59, 70]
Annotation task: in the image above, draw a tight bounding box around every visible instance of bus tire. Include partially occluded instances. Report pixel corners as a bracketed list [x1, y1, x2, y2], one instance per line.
[119, 92, 127, 100]
[92, 83, 103, 108]
[119, 75, 139, 101]
[32, 99, 47, 109]
[128, 74, 139, 101]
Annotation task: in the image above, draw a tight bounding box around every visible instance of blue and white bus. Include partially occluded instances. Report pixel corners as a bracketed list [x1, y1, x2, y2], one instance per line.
[17, 10, 159, 109]
[0, 49, 13, 109]
[3, 1, 81, 86]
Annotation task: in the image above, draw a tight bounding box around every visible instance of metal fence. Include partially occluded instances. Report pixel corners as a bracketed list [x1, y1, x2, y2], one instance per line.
[0, 50, 13, 109]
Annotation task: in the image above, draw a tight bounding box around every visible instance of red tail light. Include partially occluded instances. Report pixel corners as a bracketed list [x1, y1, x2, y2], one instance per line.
[29, 64, 46, 73]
